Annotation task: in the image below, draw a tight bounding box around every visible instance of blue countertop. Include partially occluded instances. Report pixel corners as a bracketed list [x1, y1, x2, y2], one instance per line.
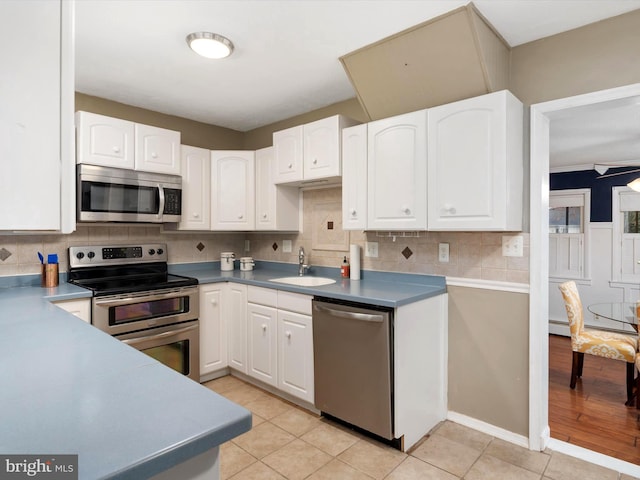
[0, 281, 251, 480]
[0, 262, 443, 479]
[170, 261, 446, 308]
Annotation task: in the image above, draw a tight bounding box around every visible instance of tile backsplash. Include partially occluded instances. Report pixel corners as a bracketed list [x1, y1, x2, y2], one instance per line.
[0, 187, 528, 284]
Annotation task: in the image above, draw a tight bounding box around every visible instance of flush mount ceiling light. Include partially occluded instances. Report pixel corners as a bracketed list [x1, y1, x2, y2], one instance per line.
[186, 32, 234, 59]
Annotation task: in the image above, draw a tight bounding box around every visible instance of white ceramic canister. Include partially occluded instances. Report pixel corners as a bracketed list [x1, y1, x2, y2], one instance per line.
[220, 252, 235, 271]
[240, 257, 255, 271]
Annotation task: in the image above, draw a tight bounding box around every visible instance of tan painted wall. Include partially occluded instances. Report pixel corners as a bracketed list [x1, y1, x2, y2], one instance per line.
[242, 97, 368, 150]
[75, 93, 244, 150]
[510, 9, 640, 106]
[447, 285, 530, 436]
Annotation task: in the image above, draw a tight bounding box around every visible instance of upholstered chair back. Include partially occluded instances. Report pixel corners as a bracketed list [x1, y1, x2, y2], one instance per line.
[558, 281, 583, 347]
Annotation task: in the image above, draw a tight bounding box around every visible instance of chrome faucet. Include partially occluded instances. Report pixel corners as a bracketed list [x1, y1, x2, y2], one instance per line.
[298, 247, 310, 276]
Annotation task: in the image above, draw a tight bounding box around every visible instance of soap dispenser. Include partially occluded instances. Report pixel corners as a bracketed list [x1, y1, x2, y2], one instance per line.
[341, 256, 350, 278]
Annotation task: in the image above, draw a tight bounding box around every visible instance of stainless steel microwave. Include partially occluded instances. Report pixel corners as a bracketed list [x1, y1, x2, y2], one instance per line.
[77, 164, 182, 223]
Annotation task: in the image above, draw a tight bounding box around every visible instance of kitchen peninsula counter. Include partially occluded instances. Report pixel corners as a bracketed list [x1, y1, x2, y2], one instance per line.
[170, 261, 447, 307]
[0, 282, 251, 480]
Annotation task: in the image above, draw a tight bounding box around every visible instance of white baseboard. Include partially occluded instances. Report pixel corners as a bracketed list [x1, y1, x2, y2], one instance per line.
[446, 411, 529, 448]
[547, 438, 640, 478]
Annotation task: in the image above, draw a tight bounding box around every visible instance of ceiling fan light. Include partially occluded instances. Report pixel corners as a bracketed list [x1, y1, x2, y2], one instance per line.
[186, 32, 234, 59]
[627, 178, 640, 192]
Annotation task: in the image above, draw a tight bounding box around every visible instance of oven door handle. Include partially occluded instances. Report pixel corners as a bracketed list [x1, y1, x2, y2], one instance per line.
[121, 323, 198, 347]
[94, 289, 193, 307]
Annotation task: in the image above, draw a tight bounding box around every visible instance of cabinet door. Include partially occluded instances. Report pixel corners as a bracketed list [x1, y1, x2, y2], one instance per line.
[273, 125, 304, 184]
[277, 310, 314, 403]
[76, 111, 135, 169]
[226, 283, 248, 374]
[303, 116, 341, 180]
[247, 303, 278, 387]
[367, 110, 427, 230]
[52, 299, 91, 323]
[178, 145, 211, 231]
[199, 284, 227, 375]
[211, 151, 255, 230]
[255, 147, 299, 231]
[0, 0, 73, 232]
[427, 90, 523, 231]
[134, 123, 181, 175]
[342, 124, 368, 230]
[255, 146, 276, 230]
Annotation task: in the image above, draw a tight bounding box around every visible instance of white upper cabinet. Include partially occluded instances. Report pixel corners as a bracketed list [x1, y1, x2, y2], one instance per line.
[76, 111, 181, 175]
[76, 112, 135, 169]
[367, 110, 428, 230]
[273, 114, 357, 185]
[255, 146, 299, 231]
[273, 126, 304, 184]
[211, 151, 255, 231]
[134, 124, 181, 175]
[1, 0, 74, 232]
[427, 90, 523, 231]
[178, 145, 211, 231]
[342, 124, 368, 230]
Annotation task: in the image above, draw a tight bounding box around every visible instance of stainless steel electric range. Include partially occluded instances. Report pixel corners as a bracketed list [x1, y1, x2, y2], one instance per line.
[68, 244, 200, 382]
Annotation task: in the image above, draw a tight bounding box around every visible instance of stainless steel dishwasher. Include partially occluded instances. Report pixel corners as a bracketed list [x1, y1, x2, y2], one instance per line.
[312, 297, 394, 441]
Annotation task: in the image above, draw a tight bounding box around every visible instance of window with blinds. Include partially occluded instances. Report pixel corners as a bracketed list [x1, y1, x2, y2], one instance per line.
[549, 189, 589, 280]
[614, 187, 640, 281]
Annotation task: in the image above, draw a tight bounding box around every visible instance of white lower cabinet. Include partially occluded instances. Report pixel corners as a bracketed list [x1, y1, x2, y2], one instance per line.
[226, 283, 248, 373]
[246, 286, 313, 403]
[247, 304, 278, 386]
[199, 284, 227, 377]
[52, 298, 91, 323]
[277, 309, 313, 403]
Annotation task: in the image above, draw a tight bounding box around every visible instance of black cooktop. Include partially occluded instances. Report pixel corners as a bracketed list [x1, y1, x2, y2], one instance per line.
[70, 271, 198, 297]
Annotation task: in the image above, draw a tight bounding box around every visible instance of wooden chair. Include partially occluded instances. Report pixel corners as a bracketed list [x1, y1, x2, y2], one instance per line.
[558, 281, 637, 404]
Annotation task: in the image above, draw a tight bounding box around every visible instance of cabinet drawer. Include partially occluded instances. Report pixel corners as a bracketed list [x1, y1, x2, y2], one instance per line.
[248, 286, 278, 307]
[277, 291, 312, 315]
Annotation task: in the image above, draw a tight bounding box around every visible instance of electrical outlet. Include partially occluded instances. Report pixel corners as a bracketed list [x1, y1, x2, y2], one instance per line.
[365, 241, 378, 258]
[282, 240, 292, 253]
[244, 240, 250, 252]
[438, 243, 450, 263]
[502, 235, 524, 257]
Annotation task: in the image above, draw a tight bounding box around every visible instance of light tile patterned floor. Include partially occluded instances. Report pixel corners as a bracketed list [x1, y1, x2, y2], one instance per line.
[205, 376, 637, 480]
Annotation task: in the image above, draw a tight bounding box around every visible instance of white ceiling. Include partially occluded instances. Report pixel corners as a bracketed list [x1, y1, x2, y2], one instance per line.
[75, 0, 640, 168]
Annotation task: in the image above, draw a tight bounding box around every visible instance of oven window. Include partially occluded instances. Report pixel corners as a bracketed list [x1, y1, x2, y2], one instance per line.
[111, 297, 188, 325]
[141, 341, 189, 376]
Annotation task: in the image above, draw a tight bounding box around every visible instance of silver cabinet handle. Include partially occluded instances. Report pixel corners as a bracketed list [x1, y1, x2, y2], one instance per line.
[313, 304, 384, 323]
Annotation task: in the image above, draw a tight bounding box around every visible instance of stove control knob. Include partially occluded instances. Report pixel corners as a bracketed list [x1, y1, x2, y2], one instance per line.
[157, 248, 164, 255]
[148, 249, 156, 256]
[87, 251, 95, 259]
[76, 252, 84, 260]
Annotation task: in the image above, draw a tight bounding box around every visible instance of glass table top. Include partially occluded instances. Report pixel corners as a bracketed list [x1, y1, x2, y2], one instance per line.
[587, 302, 639, 326]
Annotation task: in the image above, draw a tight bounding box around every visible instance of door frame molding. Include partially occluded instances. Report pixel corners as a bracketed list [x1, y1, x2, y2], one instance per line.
[529, 83, 640, 475]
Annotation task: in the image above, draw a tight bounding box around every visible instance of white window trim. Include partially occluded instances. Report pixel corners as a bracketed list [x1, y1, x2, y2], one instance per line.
[549, 188, 590, 281]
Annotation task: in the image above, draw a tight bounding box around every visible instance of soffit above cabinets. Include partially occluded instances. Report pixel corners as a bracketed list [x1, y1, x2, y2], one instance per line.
[340, 5, 510, 121]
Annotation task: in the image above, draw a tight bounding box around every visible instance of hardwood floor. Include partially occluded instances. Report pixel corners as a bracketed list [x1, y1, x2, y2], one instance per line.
[549, 334, 640, 464]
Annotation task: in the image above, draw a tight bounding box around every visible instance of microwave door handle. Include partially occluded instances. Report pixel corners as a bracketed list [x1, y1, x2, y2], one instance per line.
[157, 184, 165, 221]
[122, 323, 198, 347]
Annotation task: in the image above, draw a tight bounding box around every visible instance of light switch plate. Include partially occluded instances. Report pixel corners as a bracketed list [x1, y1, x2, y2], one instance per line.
[502, 235, 524, 257]
[438, 243, 450, 263]
[282, 240, 292, 253]
[244, 240, 250, 252]
[365, 241, 378, 258]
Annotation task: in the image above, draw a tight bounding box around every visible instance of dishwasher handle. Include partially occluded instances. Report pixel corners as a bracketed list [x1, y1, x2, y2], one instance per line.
[313, 303, 384, 323]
